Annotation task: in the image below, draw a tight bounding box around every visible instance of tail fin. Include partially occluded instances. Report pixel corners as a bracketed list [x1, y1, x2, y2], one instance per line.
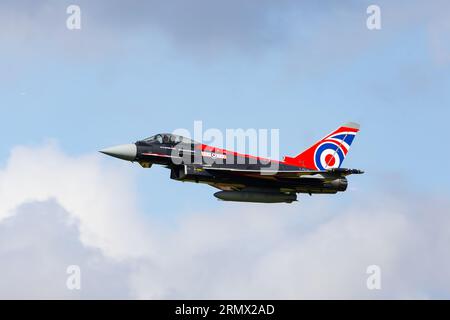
[283, 122, 360, 170]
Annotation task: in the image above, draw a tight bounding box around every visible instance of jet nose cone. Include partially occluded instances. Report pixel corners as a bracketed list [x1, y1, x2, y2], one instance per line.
[99, 144, 137, 161]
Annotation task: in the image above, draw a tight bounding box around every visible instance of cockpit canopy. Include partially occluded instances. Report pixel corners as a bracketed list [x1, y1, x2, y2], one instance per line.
[141, 133, 197, 145]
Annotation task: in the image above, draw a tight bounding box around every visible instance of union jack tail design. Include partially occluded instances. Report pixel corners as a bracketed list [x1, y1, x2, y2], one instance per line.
[283, 122, 360, 170]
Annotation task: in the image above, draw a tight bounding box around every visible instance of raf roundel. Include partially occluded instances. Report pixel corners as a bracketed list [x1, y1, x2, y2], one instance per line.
[314, 141, 344, 170]
[313, 132, 356, 170]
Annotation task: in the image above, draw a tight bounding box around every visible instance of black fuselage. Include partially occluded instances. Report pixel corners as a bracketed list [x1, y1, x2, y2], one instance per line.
[135, 139, 347, 194]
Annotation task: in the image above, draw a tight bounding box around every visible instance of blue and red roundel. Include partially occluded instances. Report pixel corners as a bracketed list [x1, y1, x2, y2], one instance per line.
[313, 132, 355, 170]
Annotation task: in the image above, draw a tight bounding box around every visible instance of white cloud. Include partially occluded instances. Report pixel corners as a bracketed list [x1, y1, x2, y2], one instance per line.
[0, 142, 155, 259]
[0, 142, 449, 299]
[0, 200, 130, 299]
[130, 199, 450, 299]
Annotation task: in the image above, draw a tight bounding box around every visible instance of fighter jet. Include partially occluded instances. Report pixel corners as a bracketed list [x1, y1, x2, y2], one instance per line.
[100, 123, 363, 203]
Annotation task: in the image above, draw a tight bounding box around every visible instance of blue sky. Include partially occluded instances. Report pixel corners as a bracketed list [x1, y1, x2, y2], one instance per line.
[1, 1, 450, 298]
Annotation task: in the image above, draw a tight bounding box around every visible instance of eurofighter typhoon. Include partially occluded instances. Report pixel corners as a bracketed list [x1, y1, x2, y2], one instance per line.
[100, 123, 363, 203]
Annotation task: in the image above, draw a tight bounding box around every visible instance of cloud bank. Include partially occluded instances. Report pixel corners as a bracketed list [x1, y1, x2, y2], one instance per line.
[0, 143, 449, 299]
[2, 0, 450, 62]
[0, 200, 130, 299]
